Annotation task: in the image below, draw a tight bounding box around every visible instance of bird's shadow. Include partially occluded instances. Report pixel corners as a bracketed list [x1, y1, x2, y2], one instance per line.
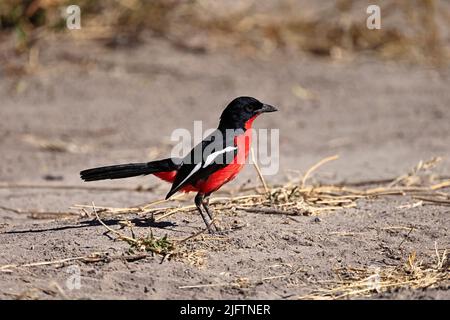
[3, 217, 176, 235]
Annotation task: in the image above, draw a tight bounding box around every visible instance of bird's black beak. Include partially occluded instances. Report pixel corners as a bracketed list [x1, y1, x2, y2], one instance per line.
[261, 103, 278, 113]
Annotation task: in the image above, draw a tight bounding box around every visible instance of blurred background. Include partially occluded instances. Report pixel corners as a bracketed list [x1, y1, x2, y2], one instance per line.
[0, 0, 449, 216]
[1, 0, 449, 65]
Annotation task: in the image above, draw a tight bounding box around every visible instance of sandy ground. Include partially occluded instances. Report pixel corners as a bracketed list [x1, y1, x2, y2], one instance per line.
[0, 36, 449, 299]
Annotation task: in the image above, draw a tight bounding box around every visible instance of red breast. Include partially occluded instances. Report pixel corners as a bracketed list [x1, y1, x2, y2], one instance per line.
[154, 115, 258, 194]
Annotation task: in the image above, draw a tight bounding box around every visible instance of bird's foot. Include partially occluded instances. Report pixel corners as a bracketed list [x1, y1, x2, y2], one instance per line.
[207, 223, 232, 236]
[207, 219, 237, 235]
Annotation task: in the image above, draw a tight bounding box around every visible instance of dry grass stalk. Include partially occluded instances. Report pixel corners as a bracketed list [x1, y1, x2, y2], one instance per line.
[0, 205, 79, 220]
[298, 250, 449, 300]
[0, 183, 154, 192]
[251, 147, 269, 194]
[0, 252, 108, 273]
[179, 266, 304, 290]
[301, 155, 339, 188]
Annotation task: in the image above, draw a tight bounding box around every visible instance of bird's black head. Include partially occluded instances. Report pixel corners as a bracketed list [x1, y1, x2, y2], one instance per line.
[218, 96, 278, 130]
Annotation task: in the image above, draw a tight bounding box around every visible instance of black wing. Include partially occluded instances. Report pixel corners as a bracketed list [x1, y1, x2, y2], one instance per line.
[165, 130, 238, 199]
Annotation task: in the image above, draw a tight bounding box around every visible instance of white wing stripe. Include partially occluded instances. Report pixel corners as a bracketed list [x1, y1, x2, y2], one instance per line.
[174, 162, 202, 191]
[203, 146, 237, 168]
[172, 146, 237, 192]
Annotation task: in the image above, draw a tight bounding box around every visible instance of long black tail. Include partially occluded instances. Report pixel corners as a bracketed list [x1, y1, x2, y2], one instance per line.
[80, 158, 180, 182]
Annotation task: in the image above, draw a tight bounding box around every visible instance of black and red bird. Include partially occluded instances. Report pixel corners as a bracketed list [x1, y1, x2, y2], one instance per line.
[80, 96, 277, 233]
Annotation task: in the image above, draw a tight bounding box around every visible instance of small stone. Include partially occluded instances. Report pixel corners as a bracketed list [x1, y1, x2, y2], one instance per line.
[43, 174, 63, 181]
[313, 217, 321, 223]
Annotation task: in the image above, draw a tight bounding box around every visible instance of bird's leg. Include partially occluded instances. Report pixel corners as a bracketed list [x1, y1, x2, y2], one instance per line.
[202, 195, 220, 232]
[202, 195, 213, 220]
[195, 193, 215, 234]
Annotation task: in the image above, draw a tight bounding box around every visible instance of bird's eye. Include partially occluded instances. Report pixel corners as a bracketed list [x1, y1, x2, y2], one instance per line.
[245, 105, 253, 113]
